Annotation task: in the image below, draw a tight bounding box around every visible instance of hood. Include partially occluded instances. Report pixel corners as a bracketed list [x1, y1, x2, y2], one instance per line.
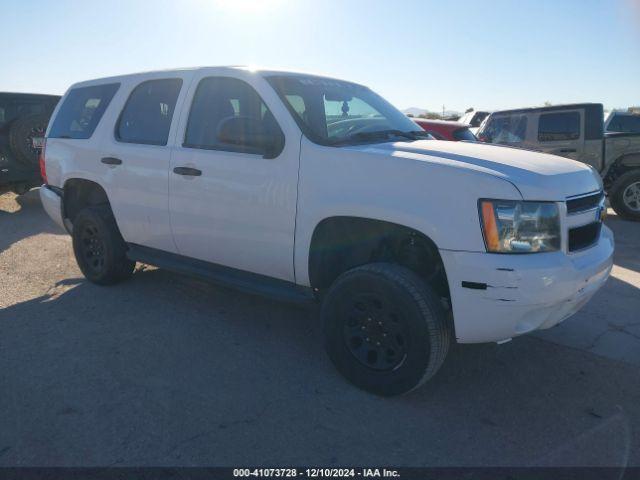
[351, 140, 601, 200]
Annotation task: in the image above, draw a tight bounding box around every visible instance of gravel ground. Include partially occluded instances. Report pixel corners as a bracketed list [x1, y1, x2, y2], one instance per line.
[1, 189, 639, 467]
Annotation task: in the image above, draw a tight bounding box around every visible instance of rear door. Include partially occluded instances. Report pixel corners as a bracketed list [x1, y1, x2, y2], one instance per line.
[99, 73, 191, 253]
[533, 109, 585, 162]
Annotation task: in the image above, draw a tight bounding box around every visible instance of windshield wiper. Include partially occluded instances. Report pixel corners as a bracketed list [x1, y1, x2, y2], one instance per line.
[331, 129, 430, 146]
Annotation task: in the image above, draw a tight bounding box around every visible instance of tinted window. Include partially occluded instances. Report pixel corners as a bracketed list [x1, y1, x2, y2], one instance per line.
[49, 84, 119, 139]
[116, 79, 182, 145]
[608, 114, 640, 133]
[538, 111, 580, 141]
[481, 115, 528, 144]
[184, 77, 284, 157]
[453, 128, 476, 141]
[0, 98, 56, 129]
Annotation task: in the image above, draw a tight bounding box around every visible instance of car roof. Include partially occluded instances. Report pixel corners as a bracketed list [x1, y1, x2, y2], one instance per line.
[490, 103, 602, 116]
[67, 66, 360, 90]
[0, 92, 61, 100]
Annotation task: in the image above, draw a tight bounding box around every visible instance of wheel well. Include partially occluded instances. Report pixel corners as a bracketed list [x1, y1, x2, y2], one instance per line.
[604, 154, 640, 190]
[63, 179, 110, 223]
[308, 216, 450, 299]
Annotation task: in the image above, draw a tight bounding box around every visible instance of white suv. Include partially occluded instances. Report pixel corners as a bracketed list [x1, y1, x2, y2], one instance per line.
[40, 67, 614, 396]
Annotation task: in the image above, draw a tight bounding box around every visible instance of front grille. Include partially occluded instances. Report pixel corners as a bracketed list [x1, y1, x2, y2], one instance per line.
[566, 191, 604, 214]
[569, 222, 601, 252]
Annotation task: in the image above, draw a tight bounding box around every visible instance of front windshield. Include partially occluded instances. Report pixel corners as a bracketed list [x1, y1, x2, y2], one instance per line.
[266, 75, 426, 146]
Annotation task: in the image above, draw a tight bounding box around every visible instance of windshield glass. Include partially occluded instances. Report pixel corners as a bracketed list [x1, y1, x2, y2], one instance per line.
[266, 75, 426, 146]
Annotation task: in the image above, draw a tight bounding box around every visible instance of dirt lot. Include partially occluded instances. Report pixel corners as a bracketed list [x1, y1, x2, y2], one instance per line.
[1, 189, 639, 467]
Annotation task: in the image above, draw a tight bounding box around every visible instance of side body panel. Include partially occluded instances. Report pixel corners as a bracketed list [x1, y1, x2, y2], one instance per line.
[602, 134, 640, 177]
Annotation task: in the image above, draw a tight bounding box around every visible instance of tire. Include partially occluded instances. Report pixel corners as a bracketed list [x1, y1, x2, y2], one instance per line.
[72, 205, 135, 285]
[609, 169, 640, 221]
[8, 113, 50, 166]
[321, 263, 451, 396]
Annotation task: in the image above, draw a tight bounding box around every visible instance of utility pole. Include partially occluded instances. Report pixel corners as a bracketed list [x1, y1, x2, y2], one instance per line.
[442, 104, 445, 119]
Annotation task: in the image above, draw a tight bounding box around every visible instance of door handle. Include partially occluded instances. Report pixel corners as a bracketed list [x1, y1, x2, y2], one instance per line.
[173, 166, 202, 177]
[559, 149, 577, 153]
[101, 157, 122, 165]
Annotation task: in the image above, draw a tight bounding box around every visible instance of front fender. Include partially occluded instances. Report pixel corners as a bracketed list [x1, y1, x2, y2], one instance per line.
[293, 139, 522, 286]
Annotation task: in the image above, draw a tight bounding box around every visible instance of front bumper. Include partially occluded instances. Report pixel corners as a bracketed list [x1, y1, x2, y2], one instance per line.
[440, 225, 614, 343]
[39, 185, 67, 232]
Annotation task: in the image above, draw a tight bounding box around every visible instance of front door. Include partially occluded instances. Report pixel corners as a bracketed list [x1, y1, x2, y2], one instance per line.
[168, 74, 300, 282]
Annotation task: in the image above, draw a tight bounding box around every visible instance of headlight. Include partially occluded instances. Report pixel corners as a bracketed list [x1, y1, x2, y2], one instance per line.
[479, 199, 561, 253]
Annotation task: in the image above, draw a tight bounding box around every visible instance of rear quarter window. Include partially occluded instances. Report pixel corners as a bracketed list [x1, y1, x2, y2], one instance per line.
[49, 84, 120, 139]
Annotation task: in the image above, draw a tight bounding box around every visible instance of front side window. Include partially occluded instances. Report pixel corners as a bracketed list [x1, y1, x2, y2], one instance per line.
[266, 75, 427, 146]
[116, 78, 182, 145]
[480, 114, 528, 144]
[538, 111, 580, 141]
[49, 84, 119, 139]
[184, 77, 284, 158]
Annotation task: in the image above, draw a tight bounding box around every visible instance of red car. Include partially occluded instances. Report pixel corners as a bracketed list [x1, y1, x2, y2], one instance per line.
[412, 119, 477, 141]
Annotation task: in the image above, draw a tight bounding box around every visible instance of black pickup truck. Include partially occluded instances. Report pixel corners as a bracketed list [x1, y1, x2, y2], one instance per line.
[0, 92, 60, 195]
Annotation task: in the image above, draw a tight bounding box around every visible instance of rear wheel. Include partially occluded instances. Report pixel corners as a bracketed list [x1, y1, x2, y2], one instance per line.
[609, 170, 640, 221]
[72, 206, 135, 285]
[322, 263, 451, 396]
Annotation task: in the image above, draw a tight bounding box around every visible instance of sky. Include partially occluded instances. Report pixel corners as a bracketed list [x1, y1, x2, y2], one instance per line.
[1, 0, 639, 113]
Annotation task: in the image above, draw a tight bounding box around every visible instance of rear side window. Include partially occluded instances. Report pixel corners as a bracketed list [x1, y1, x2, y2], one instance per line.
[49, 84, 119, 139]
[116, 79, 182, 146]
[184, 77, 284, 157]
[538, 111, 580, 141]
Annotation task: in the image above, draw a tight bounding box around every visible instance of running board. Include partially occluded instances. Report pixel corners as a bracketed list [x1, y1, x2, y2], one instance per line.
[126, 244, 315, 304]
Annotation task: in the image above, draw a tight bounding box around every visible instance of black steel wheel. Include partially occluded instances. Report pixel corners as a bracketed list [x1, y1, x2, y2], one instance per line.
[79, 222, 107, 275]
[322, 263, 451, 396]
[342, 293, 410, 372]
[72, 205, 135, 285]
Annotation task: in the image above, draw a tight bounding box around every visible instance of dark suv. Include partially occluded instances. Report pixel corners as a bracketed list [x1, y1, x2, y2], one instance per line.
[0, 92, 60, 195]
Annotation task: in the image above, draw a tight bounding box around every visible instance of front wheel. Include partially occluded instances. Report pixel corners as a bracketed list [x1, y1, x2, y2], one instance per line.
[609, 170, 640, 221]
[321, 263, 451, 396]
[72, 205, 135, 285]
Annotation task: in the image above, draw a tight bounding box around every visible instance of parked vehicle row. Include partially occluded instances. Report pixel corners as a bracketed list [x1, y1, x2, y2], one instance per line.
[476, 103, 640, 220]
[39, 67, 613, 396]
[0, 92, 60, 195]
